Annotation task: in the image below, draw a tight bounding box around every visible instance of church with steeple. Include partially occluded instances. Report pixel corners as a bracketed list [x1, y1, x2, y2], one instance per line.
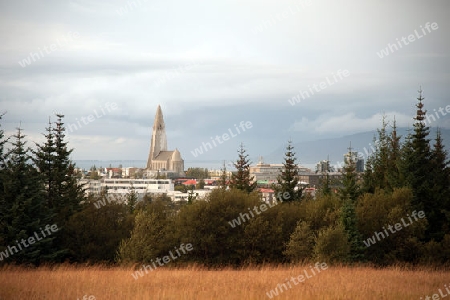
[146, 105, 184, 177]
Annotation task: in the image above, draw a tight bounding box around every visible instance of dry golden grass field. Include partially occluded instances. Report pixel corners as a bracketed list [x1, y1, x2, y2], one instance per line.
[0, 265, 449, 299]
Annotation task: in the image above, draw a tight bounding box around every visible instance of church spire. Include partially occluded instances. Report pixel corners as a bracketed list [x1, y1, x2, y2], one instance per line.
[146, 105, 168, 169]
[153, 105, 165, 131]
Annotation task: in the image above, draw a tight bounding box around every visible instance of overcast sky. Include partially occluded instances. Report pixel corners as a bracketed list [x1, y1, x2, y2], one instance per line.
[1, 0, 449, 166]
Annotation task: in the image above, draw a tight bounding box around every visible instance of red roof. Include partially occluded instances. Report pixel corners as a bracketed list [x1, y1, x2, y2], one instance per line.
[183, 179, 197, 185]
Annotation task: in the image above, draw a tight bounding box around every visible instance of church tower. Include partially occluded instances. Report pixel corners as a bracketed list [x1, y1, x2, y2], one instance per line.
[146, 105, 168, 169]
[146, 105, 184, 176]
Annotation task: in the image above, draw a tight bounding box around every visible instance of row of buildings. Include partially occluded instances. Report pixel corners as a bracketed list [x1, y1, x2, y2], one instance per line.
[79, 158, 350, 202]
[79, 178, 211, 202]
[79, 105, 364, 202]
[79, 164, 342, 202]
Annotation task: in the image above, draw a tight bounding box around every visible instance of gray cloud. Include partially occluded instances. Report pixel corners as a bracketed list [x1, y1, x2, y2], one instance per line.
[1, 0, 449, 163]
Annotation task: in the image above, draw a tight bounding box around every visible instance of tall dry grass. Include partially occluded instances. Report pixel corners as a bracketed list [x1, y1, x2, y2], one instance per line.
[0, 264, 449, 299]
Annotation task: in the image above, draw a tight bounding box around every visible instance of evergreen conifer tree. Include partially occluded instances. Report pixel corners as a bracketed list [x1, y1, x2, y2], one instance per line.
[229, 143, 256, 193]
[400, 89, 435, 239]
[362, 117, 390, 193]
[363, 117, 404, 193]
[386, 118, 403, 190]
[127, 184, 138, 214]
[320, 172, 332, 196]
[403, 89, 432, 204]
[275, 140, 302, 202]
[339, 144, 364, 262]
[0, 127, 59, 264]
[429, 129, 450, 240]
[339, 145, 360, 202]
[362, 152, 376, 194]
[33, 118, 57, 209]
[33, 114, 84, 260]
[218, 161, 228, 190]
[52, 114, 84, 224]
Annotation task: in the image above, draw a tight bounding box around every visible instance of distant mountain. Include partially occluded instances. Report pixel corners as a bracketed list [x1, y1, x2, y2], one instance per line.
[264, 127, 450, 167]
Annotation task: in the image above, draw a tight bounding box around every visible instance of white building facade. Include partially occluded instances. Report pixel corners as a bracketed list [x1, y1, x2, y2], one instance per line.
[80, 178, 173, 196]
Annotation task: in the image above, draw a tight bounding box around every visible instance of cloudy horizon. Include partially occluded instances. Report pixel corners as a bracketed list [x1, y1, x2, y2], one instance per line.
[1, 0, 449, 164]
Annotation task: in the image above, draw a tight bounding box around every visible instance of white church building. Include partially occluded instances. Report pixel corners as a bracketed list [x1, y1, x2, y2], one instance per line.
[145, 105, 185, 177]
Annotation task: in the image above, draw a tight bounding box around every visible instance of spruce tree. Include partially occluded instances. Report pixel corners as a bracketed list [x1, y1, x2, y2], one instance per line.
[362, 117, 390, 193]
[127, 184, 138, 214]
[339, 146, 360, 202]
[339, 145, 364, 262]
[374, 117, 390, 190]
[400, 89, 435, 239]
[229, 143, 256, 193]
[275, 140, 302, 202]
[362, 151, 376, 194]
[386, 118, 403, 190]
[218, 161, 228, 190]
[340, 198, 365, 262]
[399, 131, 416, 192]
[429, 129, 450, 240]
[0, 127, 59, 264]
[33, 118, 57, 209]
[33, 114, 84, 260]
[403, 89, 432, 205]
[52, 114, 84, 224]
[363, 117, 404, 193]
[320, 172, 332, 196]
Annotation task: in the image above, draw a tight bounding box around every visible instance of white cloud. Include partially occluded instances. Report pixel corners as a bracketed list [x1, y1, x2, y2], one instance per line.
[289, 112, 414, 134]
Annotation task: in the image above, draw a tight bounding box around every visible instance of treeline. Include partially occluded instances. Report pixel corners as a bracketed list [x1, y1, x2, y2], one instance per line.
[0, 115, 86, 264]
[0, 114, 138, 265]
[118, 90, 450, 267]
[0, 90, 449, 267]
